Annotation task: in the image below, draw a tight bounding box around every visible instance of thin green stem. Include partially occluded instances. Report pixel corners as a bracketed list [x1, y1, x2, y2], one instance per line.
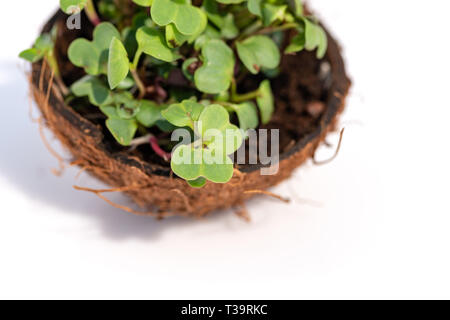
[231, 78, 238, 98]
[232, 90, 261, 103]
[131, 49, 143, 71]
[230, 77, 261, 103]
[130, 69, 146, 100]
[238, 22, 299, 42]
[255, 22, 299, 36]
[237, 20, 263, 41]
[213, 101, 237, 113]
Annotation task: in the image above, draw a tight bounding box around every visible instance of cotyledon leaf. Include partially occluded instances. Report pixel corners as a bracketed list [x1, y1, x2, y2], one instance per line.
[151, 0, 207, 36]
[256, 80, 274, 125]
[68, 22, 121, 75]
[70, 75, 113, 106]
[136, 26, 180, 62]
[194, 40, 235, 94]
[107, 37, 130, 89]
[236, 35, 281, 74]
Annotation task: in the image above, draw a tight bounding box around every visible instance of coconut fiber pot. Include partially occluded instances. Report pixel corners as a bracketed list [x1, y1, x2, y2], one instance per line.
[30, 11, 351, 218]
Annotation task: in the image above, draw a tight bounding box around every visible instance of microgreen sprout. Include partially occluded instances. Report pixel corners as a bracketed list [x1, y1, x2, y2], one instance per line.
[21, 0, 328, 187]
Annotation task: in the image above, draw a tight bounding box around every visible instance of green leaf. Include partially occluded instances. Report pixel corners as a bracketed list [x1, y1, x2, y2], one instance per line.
[165, 8, 207, 48]
[100, 105, 119, 118]
[34, 34, 54, 52]
[215, 0, 246, 3]
[171, 145, 234, 183]
[248, 0, 287, 25]
[194, 25, 221, 50]
[199, 104, 243, 154]
[60, 0, 87, 14]
[262, 3, 287, 26]
[68, 39, 101, 74]
[19, 33, 54, 63]
[248, 0, 263, 17]
[68, 22, 121, 75]
[132, 0, 153, 6]
[151, 0, 207, 36]
[233, 102, 259, 131]
[187, 177, 207, 188]
[291, 0, 304, 17]
[116, 76, 135, 90]
[136, 100, 162, 127]
[221, 14, 239, 39]
[236, 35, 280, 74]
[136, 26, 179, 62]
[256, 80, 274, 124]
[114, 92, 141, 119]
[194, 40, 235, 94]
[202, 0, 223, 28]
[162, 100, 205, 129]
[165, 24, 190, 48]
[107, 38, 130, 89]
[70, 75, 112, 106]
[156, 119, 177, 132]
[170, 104, 243, 185]
[302, 18, 328, 59]
[285, 30, 305, 54]
[122, 12, 151, 58]
[19, 48, 43, 63]
[202, 0, 238, 39]
[106, 118, 138, 146]
[316, 26, 328, 59]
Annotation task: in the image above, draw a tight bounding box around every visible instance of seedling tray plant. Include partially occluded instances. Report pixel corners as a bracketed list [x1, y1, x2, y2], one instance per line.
[23, 0, 350, 217]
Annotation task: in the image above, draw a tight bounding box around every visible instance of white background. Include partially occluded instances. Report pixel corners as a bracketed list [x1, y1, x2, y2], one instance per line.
[0, 0, 449, 299]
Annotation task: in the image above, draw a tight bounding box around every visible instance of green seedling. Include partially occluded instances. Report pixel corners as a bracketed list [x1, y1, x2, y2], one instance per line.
[165, 102, 243, 185]
[21, 0, 328, 187]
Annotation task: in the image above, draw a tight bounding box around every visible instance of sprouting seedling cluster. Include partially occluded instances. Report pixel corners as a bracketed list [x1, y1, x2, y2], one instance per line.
[20, 0, 328, 187]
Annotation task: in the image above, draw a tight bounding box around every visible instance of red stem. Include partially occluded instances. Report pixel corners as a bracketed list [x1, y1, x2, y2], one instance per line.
[149, 136, 172, 161]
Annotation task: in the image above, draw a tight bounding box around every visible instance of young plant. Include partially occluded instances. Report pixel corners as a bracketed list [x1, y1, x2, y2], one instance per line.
[19, 27, 60, 75]
[163, 101, 243, 187]
[21, 0, 328, 187]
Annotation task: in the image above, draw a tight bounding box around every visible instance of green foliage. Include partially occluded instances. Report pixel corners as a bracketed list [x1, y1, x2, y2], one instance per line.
[106, 118, 138, 146]
[257, 80, 275, 124]
[132, 0, 153, 6]
[19, 30, 59, 74]
[19, 34, 52, 62]
[194, 39, 234, 94]
[60, 0, 87, 14]
[68, 22, 120, 75]
[203, 0, 238, 39]
[21, 0, 330, 187]
[168, 103, 243, 184]
[136, 100, 162, 127]
[233, 102, 259, 131]
[285, 17, 328, 58]
[135, 27, 180, 63]
[248, 0, 287, 26]
[150, 0, 207, 36]
[71, 75, 113, 106]
[108, 37, 130, 89]
[162, 100, 204, 129]
[236, 35, 280, 74]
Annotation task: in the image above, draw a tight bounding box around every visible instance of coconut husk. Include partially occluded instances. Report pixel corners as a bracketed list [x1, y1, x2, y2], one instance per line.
[29, 11, 351, 218]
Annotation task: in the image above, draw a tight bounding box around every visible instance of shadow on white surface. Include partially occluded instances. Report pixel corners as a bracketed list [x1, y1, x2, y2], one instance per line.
[0, 62, 237, 240]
